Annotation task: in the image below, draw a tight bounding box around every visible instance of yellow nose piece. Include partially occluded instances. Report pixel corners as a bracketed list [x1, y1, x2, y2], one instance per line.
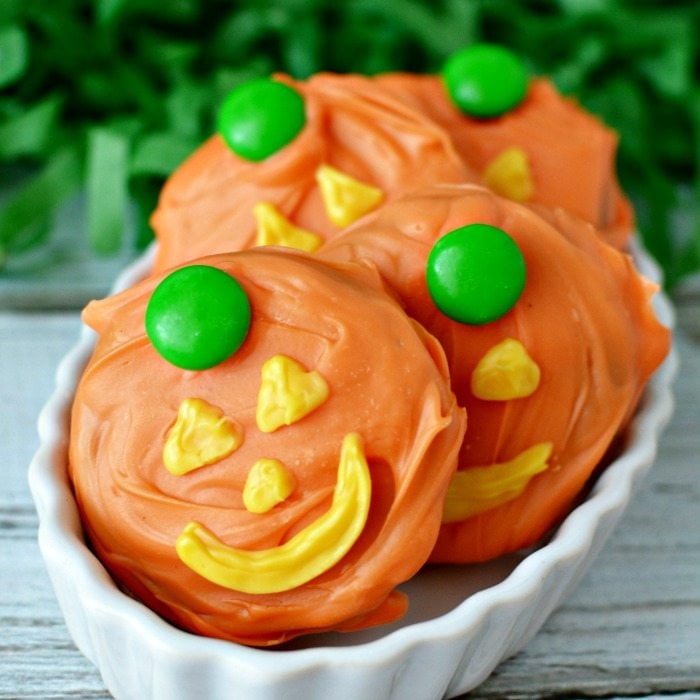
[315, 164, 384, 227]
[176, 432, 372, 594]
[253, 201, 323, 253]
[243, 458, 295, 514]
[442, 442, 552, 523]
[483, 147, 534, 202]
[471, 338, 541, 401]
[256, 354, 330, 433]
[163, 398, 243, 476]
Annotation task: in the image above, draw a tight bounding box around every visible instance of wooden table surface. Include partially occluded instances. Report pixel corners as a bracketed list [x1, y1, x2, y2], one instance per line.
[1, 285, 699, 699]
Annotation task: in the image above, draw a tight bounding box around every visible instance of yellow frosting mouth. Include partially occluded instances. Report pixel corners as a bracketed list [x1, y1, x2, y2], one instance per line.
[175, 433, 371, 594]
[442, 442, 552, 523]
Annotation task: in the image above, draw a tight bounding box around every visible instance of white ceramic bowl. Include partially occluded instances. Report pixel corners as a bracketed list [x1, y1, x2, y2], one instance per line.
[28, 243, 676, 700]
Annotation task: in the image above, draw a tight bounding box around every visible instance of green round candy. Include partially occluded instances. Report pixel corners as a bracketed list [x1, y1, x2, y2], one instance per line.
[426, 223, 526, 325]
[442, 43, 528, 118]
[217, 78, 306, 161]
[145, 265, 251, 370]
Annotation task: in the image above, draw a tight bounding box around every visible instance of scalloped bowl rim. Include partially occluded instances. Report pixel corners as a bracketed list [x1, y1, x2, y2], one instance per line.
[28, 241, 677, 698]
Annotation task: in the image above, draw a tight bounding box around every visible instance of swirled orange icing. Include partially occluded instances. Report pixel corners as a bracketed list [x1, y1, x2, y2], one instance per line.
[152, 72, 632, 277]
[69, 248, 465, 645]
[374, 75, 634, 249]
[150, 73, 471, 273]
[320, 183, 670, 563]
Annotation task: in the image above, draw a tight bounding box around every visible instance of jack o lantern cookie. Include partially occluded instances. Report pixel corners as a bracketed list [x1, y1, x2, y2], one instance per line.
[374, 43, 633, 249]
[69, 248, 466, 645]
[320, 183, 670, 563]
[150, 73, 470, 272]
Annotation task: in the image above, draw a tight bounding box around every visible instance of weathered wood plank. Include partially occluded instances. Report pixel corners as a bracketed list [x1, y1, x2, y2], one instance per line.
[0, 312, 110, 699]
[1, 304, 698, 699]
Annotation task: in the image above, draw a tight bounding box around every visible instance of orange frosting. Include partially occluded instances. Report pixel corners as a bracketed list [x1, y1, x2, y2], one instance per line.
[320, 184, 670, 563]
[374, 75, 634, 248]
[69, 248, 465, 645]
[152, 73, 632, 276]
[151, 73, 471, 272]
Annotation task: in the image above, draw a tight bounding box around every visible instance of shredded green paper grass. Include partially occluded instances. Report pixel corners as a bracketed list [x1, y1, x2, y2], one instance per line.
[1, 0, 698, 288]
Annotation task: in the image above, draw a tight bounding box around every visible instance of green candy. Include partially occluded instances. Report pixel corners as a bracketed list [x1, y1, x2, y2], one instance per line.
[426, 223, 526, 325]
[442, 43, 528, 118]
[145, 265, 251, 370]
[217, 78, 306, 161]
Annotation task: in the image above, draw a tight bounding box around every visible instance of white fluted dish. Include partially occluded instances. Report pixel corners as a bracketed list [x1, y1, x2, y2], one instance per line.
[28, 242, 677, 700]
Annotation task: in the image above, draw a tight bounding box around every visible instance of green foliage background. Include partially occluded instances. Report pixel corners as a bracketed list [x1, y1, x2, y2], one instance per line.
[1, 0, 698, 288]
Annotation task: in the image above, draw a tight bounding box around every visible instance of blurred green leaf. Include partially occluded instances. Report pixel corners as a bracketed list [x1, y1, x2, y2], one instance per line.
[130, 175, 160, 250]
[96, 0, 200, 27]
[86, 128, 129, 255]
[0, 94, 62, 159]
[0, 0, 698, 288]
[281, 15, 323, 78]
[164, 79, 207, 137]
[550, 37, 606, 93]
[0, 147, 81, 258]
[130, 132, 198, 177]
[636, 15, 692, 99]
[555, 0, 612, 15]
[0, 24, 28, 88]
[213, 8, 287, 64]
[0, 1, 23, 25]
[95, 0, 126, 27]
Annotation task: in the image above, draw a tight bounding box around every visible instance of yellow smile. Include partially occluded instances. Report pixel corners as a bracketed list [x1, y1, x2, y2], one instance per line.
[176, 433, 371, 594]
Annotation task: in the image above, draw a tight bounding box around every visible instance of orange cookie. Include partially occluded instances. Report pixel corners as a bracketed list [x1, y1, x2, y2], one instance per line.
[151, 74, 470, 272]
[320, 183, 670, 563]
[374, 72, 633, 249]
[69, 248, 465, 645]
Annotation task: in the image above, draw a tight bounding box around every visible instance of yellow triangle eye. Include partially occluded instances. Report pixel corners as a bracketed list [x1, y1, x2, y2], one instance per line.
[256, 355, 330, 433]
[483, 147, 534, 202]
[163, 398, 243, 475]
[442, 442, 552, 522]
[253, 202, 323, 252]
[471, 338, 541, 401]
[315, 164, 384, 227]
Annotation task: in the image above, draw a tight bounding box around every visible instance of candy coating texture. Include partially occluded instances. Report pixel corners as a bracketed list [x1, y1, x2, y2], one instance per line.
[151, 73, 471, 272]
[442, 43, 529, 118]
[216, 78, 306, 162]
[320, 184, 670, 562]
[375, 75, 633, 248]
[69, 249, 465, 645]
[153, 71, 632, 275]
[426, 223, 526, 324]
[145, 265, 251, 370]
